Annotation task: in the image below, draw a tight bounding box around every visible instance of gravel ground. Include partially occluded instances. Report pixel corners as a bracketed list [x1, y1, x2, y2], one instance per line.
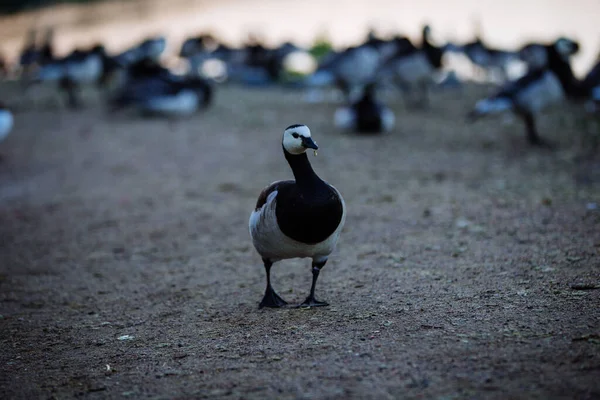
[0, 83, 599, 399]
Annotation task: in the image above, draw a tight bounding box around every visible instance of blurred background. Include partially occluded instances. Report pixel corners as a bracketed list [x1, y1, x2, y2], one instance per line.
[0, 0, 599, 75]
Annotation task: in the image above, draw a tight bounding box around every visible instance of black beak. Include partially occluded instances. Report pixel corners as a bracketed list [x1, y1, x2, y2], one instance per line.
[301, 136, 318, 150]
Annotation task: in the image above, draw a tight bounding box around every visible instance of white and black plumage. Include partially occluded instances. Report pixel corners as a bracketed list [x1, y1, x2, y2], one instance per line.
[334, 83, 395, 133]
[33, 45, 111, 108]
[519, 37, 579, 72]
[467, 38, 582, 147]
[459, 38, 518, 82]
[0, 103, 14, 143]
[249, 124, 346, 308]
[378, 26, 444, 107]
[307, 43, 381, 102]
[19, 27, 54, 80]
[110, 73, 213, 117]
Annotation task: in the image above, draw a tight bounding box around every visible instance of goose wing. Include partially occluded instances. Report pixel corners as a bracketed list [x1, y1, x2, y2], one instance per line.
[255, 180, 294, 211]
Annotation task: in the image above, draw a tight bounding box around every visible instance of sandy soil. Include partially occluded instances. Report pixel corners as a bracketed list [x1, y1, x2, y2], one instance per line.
[0, 83, 599, 399]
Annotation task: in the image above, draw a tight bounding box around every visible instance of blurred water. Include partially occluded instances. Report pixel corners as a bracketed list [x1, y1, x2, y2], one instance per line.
[0, 0, 598, 75]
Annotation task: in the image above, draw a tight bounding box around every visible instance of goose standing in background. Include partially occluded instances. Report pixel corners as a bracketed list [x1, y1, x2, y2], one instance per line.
[519, 37, 579, 72]
[378, 25, 444, 108]
[459, 37, 518, 82]
[249, 124, 346, 308]
[110, 74, 212, 116]
[467, 38, 582, 147]
[334, 82, 395, 133]
[34, 46, 106, 108]
[306, 43, 381, 102]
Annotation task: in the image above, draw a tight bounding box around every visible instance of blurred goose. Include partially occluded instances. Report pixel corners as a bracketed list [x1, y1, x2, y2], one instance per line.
[33, 45, 114, 108]
[180, 34, 217, 76]
[519, 37, 579, 72]
[110, 75, 212, 116]
[468, 38, 582, 147]
[19, 28, 39, 70]
[334, 82, 395, 133]
[306, 42, 381, 102]
[378, 26, 443, 107]
[249, 124, 346, 308]
[0, 103, 14, 143]
[113, 36, 167, 68]
[460, 37, 518, 82]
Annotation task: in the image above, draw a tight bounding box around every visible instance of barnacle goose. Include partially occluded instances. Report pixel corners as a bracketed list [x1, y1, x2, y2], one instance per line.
[249, 124, 346, 308]
[0, 102, 14, 143]
[307, 43, 381, 102]
[110, 74, 212, 117]
[19, 27, 54, 80]
[334, 82, 395, 133]
[34, 46, 110, 108]
[519, 37, 579, 71]
[19, 29, 38, 67]
[467, 38, 581, 147]
[459, 37, 518, 82]
[378, 25, 444, 107]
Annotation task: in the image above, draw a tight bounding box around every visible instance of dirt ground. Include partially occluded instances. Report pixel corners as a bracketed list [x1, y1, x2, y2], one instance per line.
[0, 83, 599, 399]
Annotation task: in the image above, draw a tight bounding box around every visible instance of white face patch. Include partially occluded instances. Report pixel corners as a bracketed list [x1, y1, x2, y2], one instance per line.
[282, 125, 315, 155]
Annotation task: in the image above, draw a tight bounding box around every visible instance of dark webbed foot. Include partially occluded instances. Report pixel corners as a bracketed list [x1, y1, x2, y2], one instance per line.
[259, 258, 287, 308]
[259, 287, 288, 309]
[297, 260, 329, 308]
[298, 296, 329, 308]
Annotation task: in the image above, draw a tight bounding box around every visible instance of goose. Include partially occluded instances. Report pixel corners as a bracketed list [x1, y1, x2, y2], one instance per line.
[305, 42, 382, 102]
[334, 82, 395, 133]
[459, 37, 518, 82]
[19, 28, 39, 70]
[38, 27, 56, 66]
[519, 37, 579, 70]
[378, 26, 444, 107]
[110, 74, 212, 116]
[113, 36, 167, 69]
[34, 46, 106, 108]
[0, 103, 14, 143]
[229, 39, 282, 85]
[249, 124, 346, 308]
[180, 34, 219, 77]
[467, 38, 582, 147]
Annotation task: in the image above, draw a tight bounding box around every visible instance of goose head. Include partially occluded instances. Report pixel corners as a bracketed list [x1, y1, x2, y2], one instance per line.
[283, 124, 318, 155]
[554, 37, 580, 60]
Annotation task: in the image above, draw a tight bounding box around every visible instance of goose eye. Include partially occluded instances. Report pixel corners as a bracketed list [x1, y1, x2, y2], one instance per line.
[292, 133, 299, 139]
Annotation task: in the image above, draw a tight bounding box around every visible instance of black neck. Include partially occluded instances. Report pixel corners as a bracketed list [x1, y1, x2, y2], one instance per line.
[547, 48, 583, 97]
[283, 147, 322, 188]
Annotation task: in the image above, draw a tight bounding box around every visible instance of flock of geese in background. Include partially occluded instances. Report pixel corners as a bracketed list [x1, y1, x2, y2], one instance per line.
[0, 24, 599, 150]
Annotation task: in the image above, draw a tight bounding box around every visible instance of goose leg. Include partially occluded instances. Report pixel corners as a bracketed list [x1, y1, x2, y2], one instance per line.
[299, 260, 329, 308]
[259, 258, 288, 309]
[60, 78, 81, 109]
[522, 112, 555, 149]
